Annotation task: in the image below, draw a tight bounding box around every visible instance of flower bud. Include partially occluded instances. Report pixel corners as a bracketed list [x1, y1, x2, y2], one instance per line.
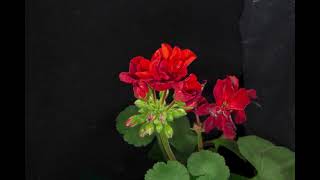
[139, 123, 154, 137]
[155, 124, 163, 133]
[166, 112, 174, 122]
[145, 123, 155, 136]
[172, 108, 187, 119]
[164, 124, 173, 138]
[125, 116, 136, 127]
[134, 99, 146, 108]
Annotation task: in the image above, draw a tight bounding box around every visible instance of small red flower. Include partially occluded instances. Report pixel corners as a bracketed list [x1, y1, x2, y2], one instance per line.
[199, 76, 257, 139]
[119, 56, 152, 99]
[173, 73, 206, 109]
[149, 43, 197, 91]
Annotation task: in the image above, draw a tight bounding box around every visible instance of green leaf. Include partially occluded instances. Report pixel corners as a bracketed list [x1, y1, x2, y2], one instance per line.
[238, 136, 295, 180]
[123, 124, 155, 147]
[148, 142, 165, 162]
[116, 105, 155, 147]
[211, 138, 246, 160]
[229, 173, 249, 180]
[145, 161, 190, 180]
[169, 116, 197, 154]
[148, 142, 193, 164]
[187, 150, 230, 180]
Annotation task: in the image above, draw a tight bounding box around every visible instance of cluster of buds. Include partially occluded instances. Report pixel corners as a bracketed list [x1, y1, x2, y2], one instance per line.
[125, 89, 187, 138]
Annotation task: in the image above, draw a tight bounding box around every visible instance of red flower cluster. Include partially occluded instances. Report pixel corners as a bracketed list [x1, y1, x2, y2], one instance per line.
[119, 43, 199, 100]
[196, 76, 257, 139]
[119, 43, 257, 139]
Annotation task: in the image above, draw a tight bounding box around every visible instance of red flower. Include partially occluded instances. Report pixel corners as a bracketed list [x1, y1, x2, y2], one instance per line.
[173, 73, 206, 109]
[198, 76, 257, 139]
[149, 43, 197, 91]
[119, 56, 152, 99]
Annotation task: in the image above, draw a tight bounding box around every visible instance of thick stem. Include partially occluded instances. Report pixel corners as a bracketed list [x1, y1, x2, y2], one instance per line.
[157, 131, 176, 161]
[156, 135, 168, 161]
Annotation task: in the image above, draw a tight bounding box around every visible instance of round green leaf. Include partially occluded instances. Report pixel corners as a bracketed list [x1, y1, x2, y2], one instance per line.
[211, 138, 245, 160]
[238, 136, 295, 180]
[169, 116, 197, 154]
[123, 125, 155, 147]
[187, 150, 230, 180]
[145, 161, 190, 180]
[116, 105, 155, 147]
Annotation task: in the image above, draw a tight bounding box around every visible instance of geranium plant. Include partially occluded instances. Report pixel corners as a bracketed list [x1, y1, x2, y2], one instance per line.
[116, 43, 295, 180]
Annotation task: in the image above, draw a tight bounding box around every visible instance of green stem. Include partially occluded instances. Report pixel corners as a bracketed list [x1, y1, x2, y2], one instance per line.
[156, 135, 168, 161]
[152, 89, 157, 103]
[195, 114, 203, 151]
[160, 90, 168, 106]
[197, 132, 203, 151]
[157, 131, 176, 161]
[166, 100, 175, 110]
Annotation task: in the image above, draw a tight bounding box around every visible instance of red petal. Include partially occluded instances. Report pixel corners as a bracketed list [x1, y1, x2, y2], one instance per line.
[222, 115, 236, 139]
[213, 79, 225, 105]
[203, 116, 218, 133]
[228, 89, 251, 111]
[135, 72, 153, 79]
[149, 81, 173, 91]
[119, 72, 136, 84]
[161, 43, 172, 59]
[181, 49, 197, 66]
[227, 75, 239, 90]
[194, 101, 211, 116]
[234, 110, 247, 124]
[133, 81, 149, 99]
[247, 89, 257, 99]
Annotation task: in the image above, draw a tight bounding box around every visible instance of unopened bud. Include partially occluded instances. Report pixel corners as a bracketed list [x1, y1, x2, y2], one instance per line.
[155, 124, 163, 133]
[164, 124, 173, 138]
[134, 99, 146, 108]
[172, 108, 187, 119]
[145, 123, 155, 136]
[125, 116, 136, 127]
[139, 123, 154, 137]
[166, 112, 174, 122]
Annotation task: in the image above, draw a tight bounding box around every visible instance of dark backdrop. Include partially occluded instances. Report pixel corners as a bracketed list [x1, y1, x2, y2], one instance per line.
[25, 0, 294, 179]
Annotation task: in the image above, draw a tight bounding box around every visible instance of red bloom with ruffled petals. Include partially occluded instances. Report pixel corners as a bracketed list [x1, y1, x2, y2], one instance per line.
[173, 73, 206, 110]
[199, 76, 257, 139]
[149, 43, 197, 91]
[119, 56, 153, 99]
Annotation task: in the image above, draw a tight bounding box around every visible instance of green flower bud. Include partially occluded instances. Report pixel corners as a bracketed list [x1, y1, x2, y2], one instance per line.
[166, 112, 174, 122]
[153, 118, 161, 125]
[134, 99, 146, 108]
[144, 123, 155, 136]
[155, 124, 163, 133]
[175, 101, 186, 107]
[172, 108, 187, 119]
[139, 123, 155, 137]
[164, 124, 173, 138]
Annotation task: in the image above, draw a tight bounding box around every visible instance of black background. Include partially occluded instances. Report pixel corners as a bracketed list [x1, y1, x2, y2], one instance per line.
[25, 0, 294, 179]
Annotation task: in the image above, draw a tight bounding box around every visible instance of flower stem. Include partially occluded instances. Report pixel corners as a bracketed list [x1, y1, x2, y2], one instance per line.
[166, 100, 175, 110]
[157, 131, 176, 161]
[160, 90, 168, 106]
[156, 135, 168, 160]
[195, 114, 203, 151]
[152, 89, 157, 103]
